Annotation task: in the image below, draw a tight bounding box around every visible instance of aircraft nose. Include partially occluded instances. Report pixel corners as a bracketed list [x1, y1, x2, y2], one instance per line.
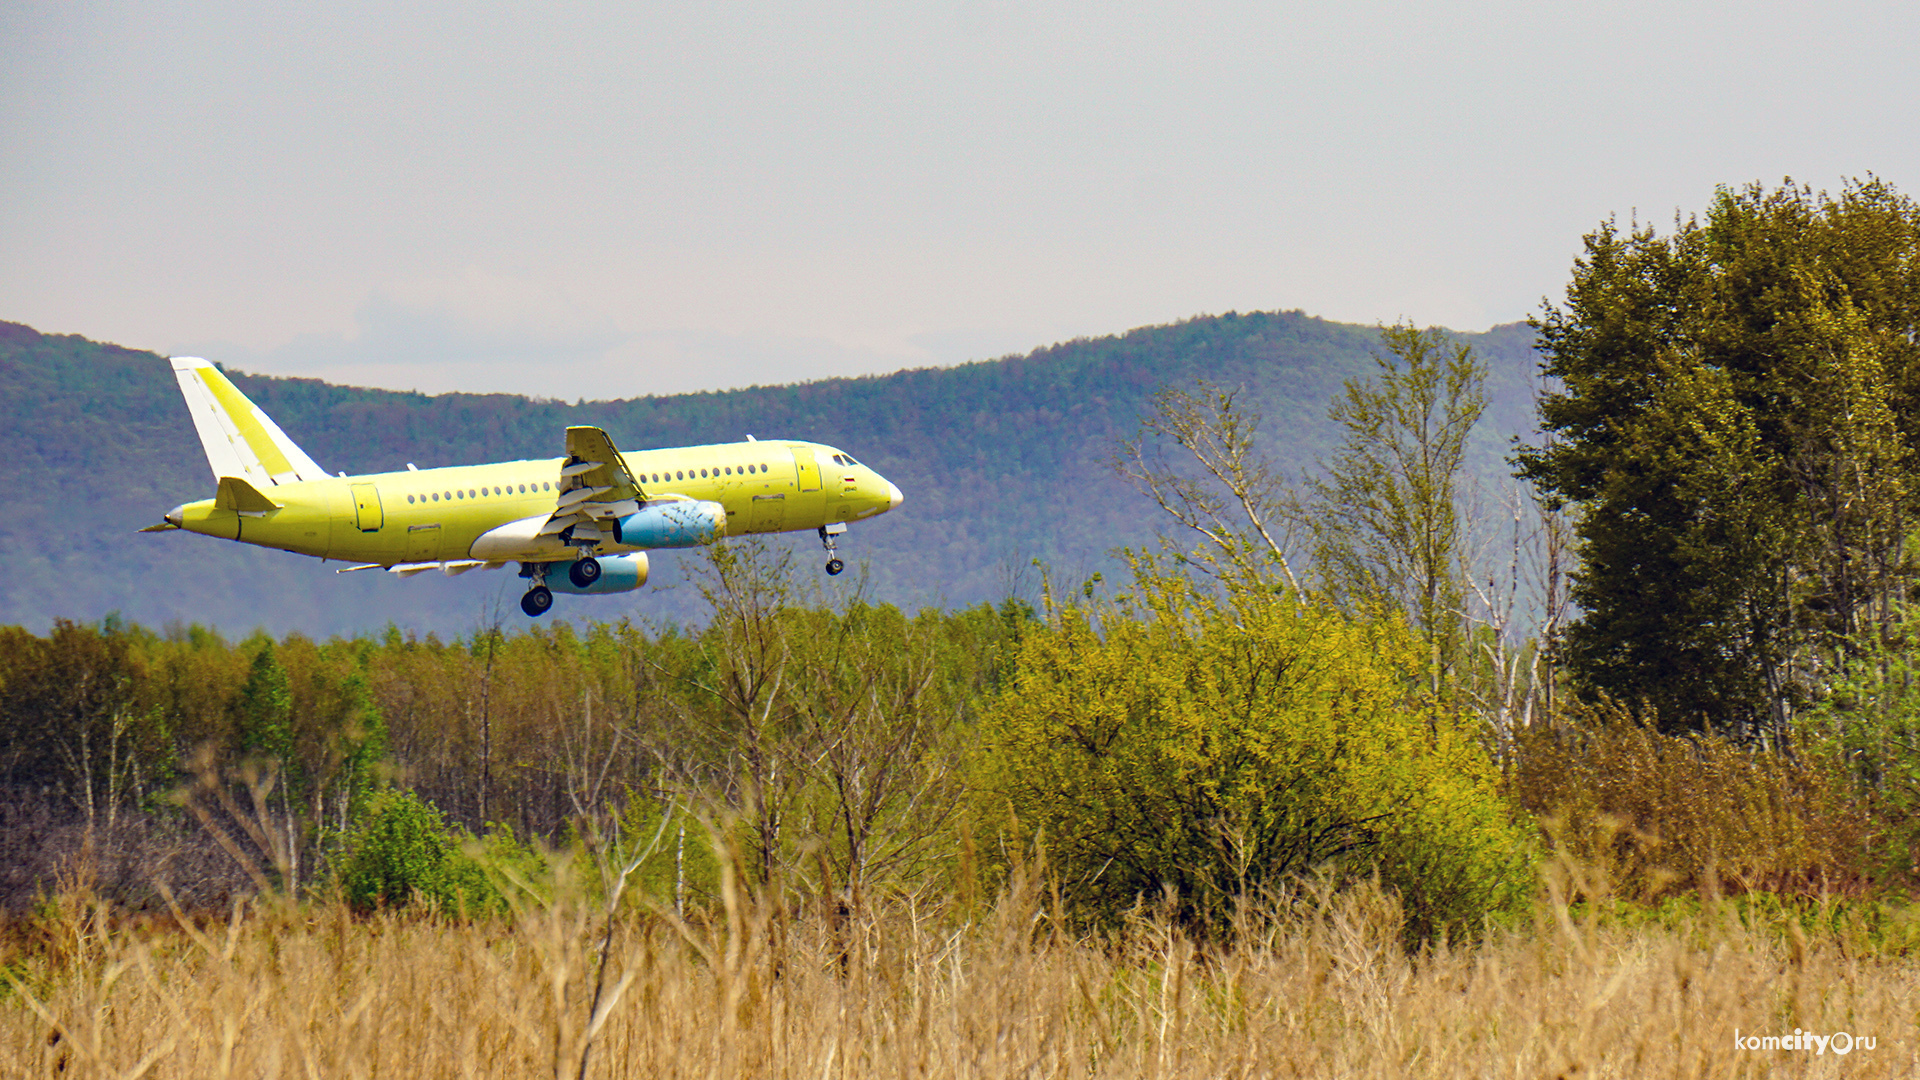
[886, 482, 904, 510]
[165, 504, 185, 527]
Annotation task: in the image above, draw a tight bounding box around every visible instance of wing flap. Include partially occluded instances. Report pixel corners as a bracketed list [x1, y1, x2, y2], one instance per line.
[337, 560, 507, 576]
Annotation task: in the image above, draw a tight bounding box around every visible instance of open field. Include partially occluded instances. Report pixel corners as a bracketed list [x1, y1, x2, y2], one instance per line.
[2, 871, 1914, 1080]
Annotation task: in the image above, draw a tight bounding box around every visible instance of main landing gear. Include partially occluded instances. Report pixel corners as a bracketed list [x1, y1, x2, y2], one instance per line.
[568, 555, 602, 588]
[521, 584, 553, 617]
[519, 553, 601, 616]
[519, 562, 554, 617]
[818, 523, 847, 576]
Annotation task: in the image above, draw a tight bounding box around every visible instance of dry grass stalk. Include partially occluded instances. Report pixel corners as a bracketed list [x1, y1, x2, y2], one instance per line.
[0, 869, 1914, 1078]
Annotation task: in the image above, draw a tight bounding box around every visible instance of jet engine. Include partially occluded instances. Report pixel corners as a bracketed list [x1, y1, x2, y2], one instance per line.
[613, 500, 725, 548]
[548, 552, 650, 594]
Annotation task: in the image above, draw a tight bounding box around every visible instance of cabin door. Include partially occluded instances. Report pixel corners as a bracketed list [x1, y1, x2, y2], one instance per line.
[351, 483, 383, 532]
[793, 448, 821, 493]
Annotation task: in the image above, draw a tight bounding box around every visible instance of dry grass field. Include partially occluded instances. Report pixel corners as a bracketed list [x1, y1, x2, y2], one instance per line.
[0, 862, 1914, 1080]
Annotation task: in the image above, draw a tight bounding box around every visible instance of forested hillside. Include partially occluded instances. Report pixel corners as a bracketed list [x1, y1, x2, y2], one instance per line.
[0, 313, 1540, 636]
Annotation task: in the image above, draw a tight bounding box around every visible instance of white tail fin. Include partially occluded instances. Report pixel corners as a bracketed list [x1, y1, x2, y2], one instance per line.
[170, 357, 329, 487]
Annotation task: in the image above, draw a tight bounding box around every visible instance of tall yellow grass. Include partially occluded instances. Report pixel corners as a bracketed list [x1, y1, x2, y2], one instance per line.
[1, 867, 1914, 1079]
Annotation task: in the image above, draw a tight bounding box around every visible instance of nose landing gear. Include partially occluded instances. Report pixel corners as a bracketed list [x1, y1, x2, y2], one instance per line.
[819, 523, 847, 576]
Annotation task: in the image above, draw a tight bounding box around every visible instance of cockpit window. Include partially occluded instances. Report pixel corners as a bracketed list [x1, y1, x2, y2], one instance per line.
[842, 453, 860, 465]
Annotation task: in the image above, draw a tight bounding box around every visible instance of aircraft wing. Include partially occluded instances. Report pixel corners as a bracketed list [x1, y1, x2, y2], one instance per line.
[545, 426, 646, 549]
[563, 427, 643, 501]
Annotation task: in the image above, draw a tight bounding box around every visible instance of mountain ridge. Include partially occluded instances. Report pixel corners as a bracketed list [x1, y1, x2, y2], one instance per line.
[0, 311, 1542, 636]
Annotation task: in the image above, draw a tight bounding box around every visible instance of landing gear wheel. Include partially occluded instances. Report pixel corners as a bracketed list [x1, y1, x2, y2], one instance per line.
[521, 585, 554, 617]
[568, 557, 602, 588]
[817, 523, 847, 576]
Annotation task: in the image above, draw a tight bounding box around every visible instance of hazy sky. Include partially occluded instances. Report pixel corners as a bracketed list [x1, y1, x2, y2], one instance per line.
[5, 0, 1917, 400]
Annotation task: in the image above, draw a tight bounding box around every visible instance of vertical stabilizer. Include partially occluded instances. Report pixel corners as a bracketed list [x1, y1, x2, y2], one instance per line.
[170, 357, 329, 486]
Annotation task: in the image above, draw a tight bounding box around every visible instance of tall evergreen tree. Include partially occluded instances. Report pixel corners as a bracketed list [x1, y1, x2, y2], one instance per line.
[237, 641, 294, 766]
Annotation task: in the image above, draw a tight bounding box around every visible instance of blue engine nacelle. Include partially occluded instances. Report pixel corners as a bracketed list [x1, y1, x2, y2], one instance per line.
[548, 552, 650, 595]
[613, 500, 725, 548]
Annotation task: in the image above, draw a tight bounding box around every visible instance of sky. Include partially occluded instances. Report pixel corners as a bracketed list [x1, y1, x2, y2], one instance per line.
[5, 0, 1918, 401]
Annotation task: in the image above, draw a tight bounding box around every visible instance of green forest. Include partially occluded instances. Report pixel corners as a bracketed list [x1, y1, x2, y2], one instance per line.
[5, 177, 1920, 954]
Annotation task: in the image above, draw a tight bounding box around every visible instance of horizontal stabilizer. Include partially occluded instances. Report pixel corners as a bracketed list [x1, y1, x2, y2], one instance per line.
[214, 476, 281, 513]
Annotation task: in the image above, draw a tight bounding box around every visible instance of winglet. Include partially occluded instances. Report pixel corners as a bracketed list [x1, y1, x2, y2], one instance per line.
[214, 475, 282, 513]
[170, 357, 329, 487]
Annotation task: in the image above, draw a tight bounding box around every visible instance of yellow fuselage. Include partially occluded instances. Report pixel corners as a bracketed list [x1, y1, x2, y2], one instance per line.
[173, 439, 897, 565]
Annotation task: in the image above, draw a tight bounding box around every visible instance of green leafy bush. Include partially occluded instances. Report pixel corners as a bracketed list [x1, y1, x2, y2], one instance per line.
[974, 569, 1534, 942]
[334, 791, 504, 914]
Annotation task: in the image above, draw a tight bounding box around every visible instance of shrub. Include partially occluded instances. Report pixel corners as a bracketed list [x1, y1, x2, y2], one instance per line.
[974, 571, 1534, 943]
[1796, 601, 1920, 889]
[333, 790, 505, 914]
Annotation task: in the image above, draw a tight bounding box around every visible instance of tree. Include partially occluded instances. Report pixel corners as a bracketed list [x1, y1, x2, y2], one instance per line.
[1518, 178, 1920, 738]
[3, 620, 166, 832]
[236, 640, 294, 768]
[1114, 383, 1307, 595]
[1308, 323, 1487, 673]
[635, 541, 970, 907]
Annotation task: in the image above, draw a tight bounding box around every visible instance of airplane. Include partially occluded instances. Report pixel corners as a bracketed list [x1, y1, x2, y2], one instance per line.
[143, 357, 905, 617]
